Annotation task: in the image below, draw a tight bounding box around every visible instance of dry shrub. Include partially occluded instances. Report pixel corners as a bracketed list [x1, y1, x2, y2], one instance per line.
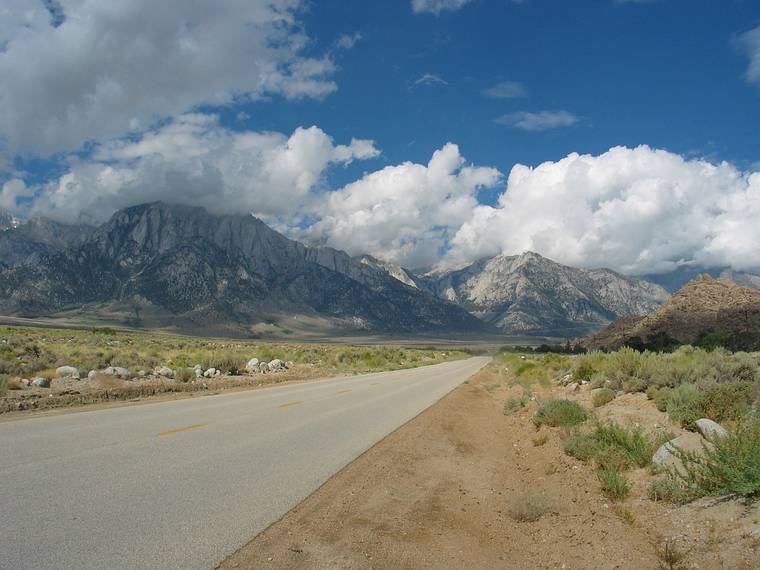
[7, 377, 24, 390]
[509, 494, 551, 522]
[87, 373, 126, 390]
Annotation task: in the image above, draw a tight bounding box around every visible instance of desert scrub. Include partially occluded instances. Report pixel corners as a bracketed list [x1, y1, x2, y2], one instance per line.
[0, 374, 7, 396]
[509, 494, 550, 522]
[592, 388, 616, 408]
[533, 399, 588, 428]
[503, 395, 529, 415]
[563, 432, 601, 462]
[594, 422, 669, 468]
[657, 382, 754, 429]
[661, 415, 760, 500]
[598, 468, 631, 500]
[175, 367, 194, 383]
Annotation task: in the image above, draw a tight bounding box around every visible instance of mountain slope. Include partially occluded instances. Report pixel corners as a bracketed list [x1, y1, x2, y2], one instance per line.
[641, 266, 760, 293]
[416, 252, 670, 336]
[0, 203, 485, 336]
[0, 216, 93, 269]
[583, 275, 760, 350]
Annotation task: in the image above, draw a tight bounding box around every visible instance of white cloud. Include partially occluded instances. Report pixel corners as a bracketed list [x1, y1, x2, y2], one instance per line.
[0, 0, 337, 158]
[336, 32, 363, 50]
[306, 143, 502, 268]
[413, 73, 448, 87]
[738, 25, 760, 87]
[446, 146, 760, 274]
[411, 0, 472, 15]
[495, 110, 579, 131]
[16, 114, 379, 223]
[483, 81, 527, 99]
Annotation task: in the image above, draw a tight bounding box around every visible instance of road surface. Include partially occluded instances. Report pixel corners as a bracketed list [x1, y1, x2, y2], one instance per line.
[0, 356, 489, 569]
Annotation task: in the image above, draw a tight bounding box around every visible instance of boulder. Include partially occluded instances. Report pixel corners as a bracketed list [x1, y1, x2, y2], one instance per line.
[87, 370, 97, 379]
[203, 368, 216, 378]
[652, 432, 707, 469]
[20, 378, 30, 387]
[566, 382, 580, 392]
[214, 369, 221, 377]
[31, 377, 50, 388]
[268, 359, 284, 371]
[694, 418, 728, 440]
[245, 358, 260, 373]
[194, 368, 203, 378]
[258, 362, 269, 373]
[55, 366, 80, 379]
[156, 366, 174, 378]
[103, 366, 129, 378]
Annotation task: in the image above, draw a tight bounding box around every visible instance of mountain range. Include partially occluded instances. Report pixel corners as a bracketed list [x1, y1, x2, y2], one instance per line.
[0, 202, 758, 338]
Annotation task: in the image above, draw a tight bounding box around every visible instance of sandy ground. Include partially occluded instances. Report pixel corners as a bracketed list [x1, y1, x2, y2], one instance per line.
[220, 367, 666, 569]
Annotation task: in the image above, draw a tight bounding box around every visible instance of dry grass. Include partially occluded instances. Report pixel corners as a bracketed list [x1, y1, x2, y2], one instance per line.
[508, 494, 551, 522]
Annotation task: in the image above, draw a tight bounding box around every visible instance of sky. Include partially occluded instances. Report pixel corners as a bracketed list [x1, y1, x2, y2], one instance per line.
[0, 0, 759, 275]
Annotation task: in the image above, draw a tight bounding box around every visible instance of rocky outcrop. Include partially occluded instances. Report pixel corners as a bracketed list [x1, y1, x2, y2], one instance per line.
[416, 252, 670, 336]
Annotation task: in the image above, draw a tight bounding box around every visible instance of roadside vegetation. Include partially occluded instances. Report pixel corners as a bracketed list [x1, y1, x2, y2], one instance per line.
[0, 325, 468, 413]
[495, 345, 760, 505]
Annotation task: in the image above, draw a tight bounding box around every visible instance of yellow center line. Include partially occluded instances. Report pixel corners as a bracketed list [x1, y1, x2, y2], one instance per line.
[278, 400, 304, 409]
[155, 423, 208, 437]
[337, 389, 352, 394]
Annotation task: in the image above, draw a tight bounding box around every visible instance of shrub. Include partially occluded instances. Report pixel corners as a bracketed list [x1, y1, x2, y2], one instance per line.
[598, 468, 631, 500]
[666, 415, 760, 499]
[594, 422, 667, 468]
[509, 495, 550, 522]
[175, 367, 194, 383]
[503, 396, 529, 415]
[563, 432, 600, 462]
[592, 388, 616, 408]
[647, 478, 689, 504]
[697, 382, 754, 424]
[532, 434, 548, 447]
[0, 374, 7, 396]
[533, 399, 588, 428]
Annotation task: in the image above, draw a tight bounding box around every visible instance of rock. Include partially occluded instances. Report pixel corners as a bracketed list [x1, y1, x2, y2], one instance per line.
[285, 361, 294, 368]
[652, 432, 707, 469]
[194, 368, 203, 378]
[268, 359, 283, 371]
[558, 373, 573, 386]
[103, 366, 129, 378]
[31, 377, 50, 388]
[214, 369, 221, 377]
[694, 418, 728, 440]
[20, 378, 30, 387]
[203, 368, 216, 378]
[87, 370, 97, 379]
[245, 358, 260, 373]
[156, 366, 174, 378]
[258, 362, 268, 373]
[55, 366, 80, 379]
[566, 382, 580, 392]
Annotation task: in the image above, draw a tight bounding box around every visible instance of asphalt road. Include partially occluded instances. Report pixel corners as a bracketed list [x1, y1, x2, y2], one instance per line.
[0, 356, 489, 569]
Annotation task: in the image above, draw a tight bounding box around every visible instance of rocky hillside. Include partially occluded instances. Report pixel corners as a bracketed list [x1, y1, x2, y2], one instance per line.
[0, 216, 93, 269]
[415, 252, 670, 336]
[642, 266, 760, 293]
[0, 203, 485, 336]
[584, 275, 760, 350]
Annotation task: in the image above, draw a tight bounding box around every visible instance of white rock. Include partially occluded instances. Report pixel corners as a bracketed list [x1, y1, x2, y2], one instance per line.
[194, 368, 203, 378]
[694, 418, 728, 440]
[55, 366, 80, 379]
[268, 359, 283, 371]
[245, 358, 260, 373]
[214, 370, 221, 377]
[87, 370, 97, 379]
[566, 382, 580, 392]
[203, 368, 216, 378]
[31, 377, 50, 388]
[652, 433, 707, 468]
[103, 366, 129, 378]
[156, 366, 174, 378]
[258, 362, 269, 373]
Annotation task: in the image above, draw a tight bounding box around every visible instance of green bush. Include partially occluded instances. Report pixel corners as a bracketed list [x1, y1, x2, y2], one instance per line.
[598, 468, 631, 500]
[175, 367, 194, 383]
[594, 422, 667, 468]
[563, 432, 600, 462]
[697, 382, 754, 424]
[666, 415, 760, 499]
[592, 388, 616, 408]
[533, 399, 588, 428]
[503, 396, 529, 416]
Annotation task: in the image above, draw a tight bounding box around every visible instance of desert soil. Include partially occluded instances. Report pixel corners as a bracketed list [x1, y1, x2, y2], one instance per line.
[220, 366, 715, 569]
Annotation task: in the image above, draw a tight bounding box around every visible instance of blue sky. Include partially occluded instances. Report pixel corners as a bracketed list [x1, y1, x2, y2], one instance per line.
[0, 0, 759, 274]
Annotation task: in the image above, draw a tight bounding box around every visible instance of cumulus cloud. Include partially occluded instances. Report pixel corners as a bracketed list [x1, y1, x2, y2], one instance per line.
[411, 0, 472, 15]
[306, 143, 502, 268]
[0, 0, 337, 158]
[738, 25, 760, 87]
[446, 146, 760, 274]
[483, 81, 527, 99]
[15, 114, 379, 223]
[495, 110, 579, 131]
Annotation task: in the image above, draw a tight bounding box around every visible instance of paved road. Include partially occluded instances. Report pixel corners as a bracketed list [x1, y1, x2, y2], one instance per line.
[0, 356, 489, 569]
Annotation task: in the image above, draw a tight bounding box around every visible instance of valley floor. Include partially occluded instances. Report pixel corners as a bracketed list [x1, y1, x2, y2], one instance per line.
[220, 362, 760, 569]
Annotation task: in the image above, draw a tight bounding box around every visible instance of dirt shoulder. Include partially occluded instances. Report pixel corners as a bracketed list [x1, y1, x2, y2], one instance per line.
[220, 367, 662, 569]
